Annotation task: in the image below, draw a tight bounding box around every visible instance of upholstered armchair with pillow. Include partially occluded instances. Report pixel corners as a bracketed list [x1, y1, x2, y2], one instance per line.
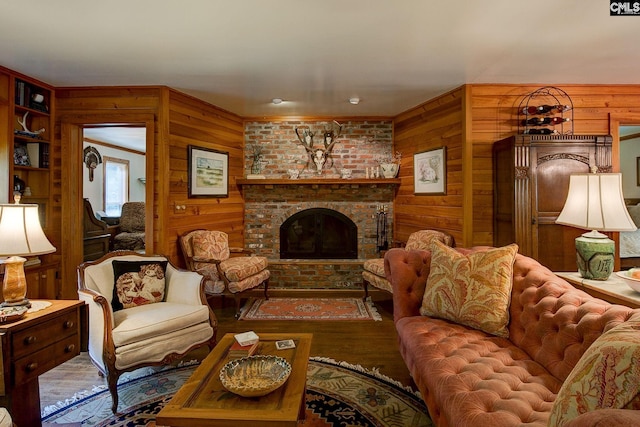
[78, 251, 217, 413]
[113, 202, 146, 251]
[180, 229, 270, 317]
[362, 229, 454, 300]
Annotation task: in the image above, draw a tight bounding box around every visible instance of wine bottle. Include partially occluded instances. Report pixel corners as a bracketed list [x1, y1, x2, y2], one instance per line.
[521, 106, 543, 115]
[547, 117, 570, 125]
[521, 117, 545, 126]
[522, 117, 570, 126]
[537, 105, 572, 114]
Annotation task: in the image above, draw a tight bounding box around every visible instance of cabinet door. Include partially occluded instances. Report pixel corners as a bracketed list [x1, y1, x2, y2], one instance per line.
[25, 264, 59, 300]
[531, 145, 593, 271]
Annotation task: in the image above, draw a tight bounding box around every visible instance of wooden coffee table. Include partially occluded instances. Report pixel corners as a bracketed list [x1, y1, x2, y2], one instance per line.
[156, 332, 312, 426]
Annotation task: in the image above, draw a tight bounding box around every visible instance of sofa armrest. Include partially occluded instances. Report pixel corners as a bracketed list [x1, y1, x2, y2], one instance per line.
[384, 248, 433, 322]
[564, 408, 640, 427]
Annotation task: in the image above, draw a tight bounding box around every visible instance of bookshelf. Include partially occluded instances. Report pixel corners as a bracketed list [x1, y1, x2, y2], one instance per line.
[10, 77, 54, 229]
[0, 68, 59, 299]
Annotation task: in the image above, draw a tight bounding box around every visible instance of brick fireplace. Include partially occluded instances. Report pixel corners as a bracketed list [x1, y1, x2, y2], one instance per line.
[242, 119, 396, 289]
[241, 182, 395, 289]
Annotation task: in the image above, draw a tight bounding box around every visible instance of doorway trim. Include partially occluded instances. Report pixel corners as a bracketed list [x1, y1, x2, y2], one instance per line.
[608, 113, 640, 272]
[60, 113, 154, 298]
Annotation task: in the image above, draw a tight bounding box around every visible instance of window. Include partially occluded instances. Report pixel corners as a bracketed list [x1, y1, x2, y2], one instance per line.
[103, 156, 129, 216]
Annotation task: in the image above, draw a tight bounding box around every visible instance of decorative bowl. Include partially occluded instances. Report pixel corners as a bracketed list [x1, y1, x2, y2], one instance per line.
[616, 269, 640, 293]
[0, 305, 28, 323]
[219, 355, 291, 397]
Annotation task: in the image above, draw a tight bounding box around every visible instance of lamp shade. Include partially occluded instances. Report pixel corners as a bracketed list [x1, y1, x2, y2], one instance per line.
[556, 173, 637, 232]
[0, 204, 56, 256]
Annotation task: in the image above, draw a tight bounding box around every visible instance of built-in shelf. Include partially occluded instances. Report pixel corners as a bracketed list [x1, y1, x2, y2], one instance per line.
[236, 178, 401, 186]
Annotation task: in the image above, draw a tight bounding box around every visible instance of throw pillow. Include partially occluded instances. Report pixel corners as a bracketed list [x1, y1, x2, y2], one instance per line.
[548, 313, 640, 427]
[111, 260, 168, 311]
[192, 231, 230, 261]
[419, 241, 518, 338]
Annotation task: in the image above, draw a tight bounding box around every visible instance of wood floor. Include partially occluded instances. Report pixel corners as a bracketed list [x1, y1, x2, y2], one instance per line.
[39, 292, 415, 415]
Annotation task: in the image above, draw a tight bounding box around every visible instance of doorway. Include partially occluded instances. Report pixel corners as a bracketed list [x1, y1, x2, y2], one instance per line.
[82, 126, 146, 261]
[60, 113, 154, 298]
[618, 124, 640, 270]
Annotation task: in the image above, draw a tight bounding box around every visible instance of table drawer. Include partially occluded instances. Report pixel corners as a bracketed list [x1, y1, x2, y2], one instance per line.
[13, 333, 80, 385]
[12, 310, 79, 359]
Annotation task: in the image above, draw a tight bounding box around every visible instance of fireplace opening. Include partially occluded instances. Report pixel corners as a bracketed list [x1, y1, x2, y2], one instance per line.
[280, 208, 357, 259]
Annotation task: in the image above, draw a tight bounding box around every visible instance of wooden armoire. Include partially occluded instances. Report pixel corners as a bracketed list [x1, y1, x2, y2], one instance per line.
[493, 134, 612, 272]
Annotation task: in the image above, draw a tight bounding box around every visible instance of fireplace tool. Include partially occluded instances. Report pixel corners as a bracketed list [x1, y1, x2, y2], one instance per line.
[376, 205, 388, 252]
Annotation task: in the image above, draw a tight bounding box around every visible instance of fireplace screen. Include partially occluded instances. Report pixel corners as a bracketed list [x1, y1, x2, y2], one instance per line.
[280, 208, 357, 259]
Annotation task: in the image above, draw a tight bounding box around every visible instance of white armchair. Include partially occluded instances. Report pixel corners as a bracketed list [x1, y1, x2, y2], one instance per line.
[78, 251, 217, 413]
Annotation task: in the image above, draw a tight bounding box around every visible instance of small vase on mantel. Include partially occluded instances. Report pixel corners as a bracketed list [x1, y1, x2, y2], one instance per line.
[380, 163, 399, 179]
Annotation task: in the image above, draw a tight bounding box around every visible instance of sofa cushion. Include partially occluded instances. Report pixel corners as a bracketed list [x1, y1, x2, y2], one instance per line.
[396, 315, 559, 427]
[363, 258, 385, 277]
[420, 241, 518, 338]
[112, 260, 167, 311]
[220, 255, 268, 282]
[548, 312, 640, 427]
[111, 301, 211, 347]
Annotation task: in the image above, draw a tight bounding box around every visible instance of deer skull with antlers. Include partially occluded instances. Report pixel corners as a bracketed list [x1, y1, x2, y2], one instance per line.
[295, 121, 342, 174]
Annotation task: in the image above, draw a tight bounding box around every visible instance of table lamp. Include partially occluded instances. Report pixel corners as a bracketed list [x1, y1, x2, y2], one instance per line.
[556, 172, 636, 280]
[0, 202, 55, 306]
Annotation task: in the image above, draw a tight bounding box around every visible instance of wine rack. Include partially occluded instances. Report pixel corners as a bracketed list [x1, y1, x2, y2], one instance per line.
[517, 86, 574, 135]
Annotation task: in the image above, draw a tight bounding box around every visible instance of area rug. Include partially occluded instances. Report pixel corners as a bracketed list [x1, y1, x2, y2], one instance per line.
[239, 297, 382, 321]
[42, 357, 432, 426]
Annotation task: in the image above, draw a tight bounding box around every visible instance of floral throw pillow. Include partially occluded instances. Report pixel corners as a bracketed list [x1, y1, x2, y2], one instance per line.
[419, 241, 518, 338]
[548, 313, 640, 426]
[111, 260, 168, 311]
[192, 231, 230, 261]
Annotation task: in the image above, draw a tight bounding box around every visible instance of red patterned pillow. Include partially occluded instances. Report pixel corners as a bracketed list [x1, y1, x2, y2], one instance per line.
[420, 241, 518, 338]
[112, 260, 167, 311]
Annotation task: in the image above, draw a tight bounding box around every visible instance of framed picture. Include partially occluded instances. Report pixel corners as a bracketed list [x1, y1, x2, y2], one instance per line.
[637, 157, 640, 186]
[188, 145, 229, 198]
[414, 147, 446, 195]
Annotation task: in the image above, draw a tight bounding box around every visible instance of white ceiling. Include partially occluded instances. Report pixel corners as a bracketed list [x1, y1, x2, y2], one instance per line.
[83, 127, 146, 152]
[1, 1, 639, 118]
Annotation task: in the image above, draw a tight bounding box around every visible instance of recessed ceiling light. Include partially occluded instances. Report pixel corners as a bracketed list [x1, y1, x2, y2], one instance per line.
[272, 98, 283, 105]
[349, 97, 360, 105]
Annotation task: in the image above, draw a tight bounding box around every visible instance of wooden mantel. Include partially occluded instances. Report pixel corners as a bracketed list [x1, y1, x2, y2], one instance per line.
[236, 178, 401, 186]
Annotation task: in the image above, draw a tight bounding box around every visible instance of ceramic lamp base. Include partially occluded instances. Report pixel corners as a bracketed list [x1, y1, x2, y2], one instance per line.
[575, 234, 614, 280]
[0, 256, 30, 307]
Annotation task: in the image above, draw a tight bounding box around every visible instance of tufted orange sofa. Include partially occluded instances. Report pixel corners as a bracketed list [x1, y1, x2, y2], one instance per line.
[385, 246, 640, 427]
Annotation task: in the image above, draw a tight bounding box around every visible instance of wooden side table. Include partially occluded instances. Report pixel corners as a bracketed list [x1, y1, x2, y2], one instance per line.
[556, 271, 640, 308]
[0, 300, 83, 427]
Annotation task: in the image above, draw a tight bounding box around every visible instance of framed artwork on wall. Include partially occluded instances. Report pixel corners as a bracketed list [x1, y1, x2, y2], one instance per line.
[188, 145, 229, 198]
[414, 147, 446, 195]
[637, 157, 640, 186]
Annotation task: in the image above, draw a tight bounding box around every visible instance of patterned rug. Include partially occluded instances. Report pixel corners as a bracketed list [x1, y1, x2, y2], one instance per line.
[239, 297, 382, 321]
[42, 357, 432, 426]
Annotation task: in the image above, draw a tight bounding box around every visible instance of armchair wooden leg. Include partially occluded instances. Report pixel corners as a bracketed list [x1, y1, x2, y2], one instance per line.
[363, 280, 369, 301]
[263, 279, 269, 300]
[234, 294, 242, 319]
[108, 372, 119, 413]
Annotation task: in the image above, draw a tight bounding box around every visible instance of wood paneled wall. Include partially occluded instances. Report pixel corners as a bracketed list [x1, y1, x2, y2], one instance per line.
[54, 86, 243, 297]
[468, 84, 640, 247]
[165, 89, 244, 266]
[393, 87, 466, 246]
[394, 83, 640, 250]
